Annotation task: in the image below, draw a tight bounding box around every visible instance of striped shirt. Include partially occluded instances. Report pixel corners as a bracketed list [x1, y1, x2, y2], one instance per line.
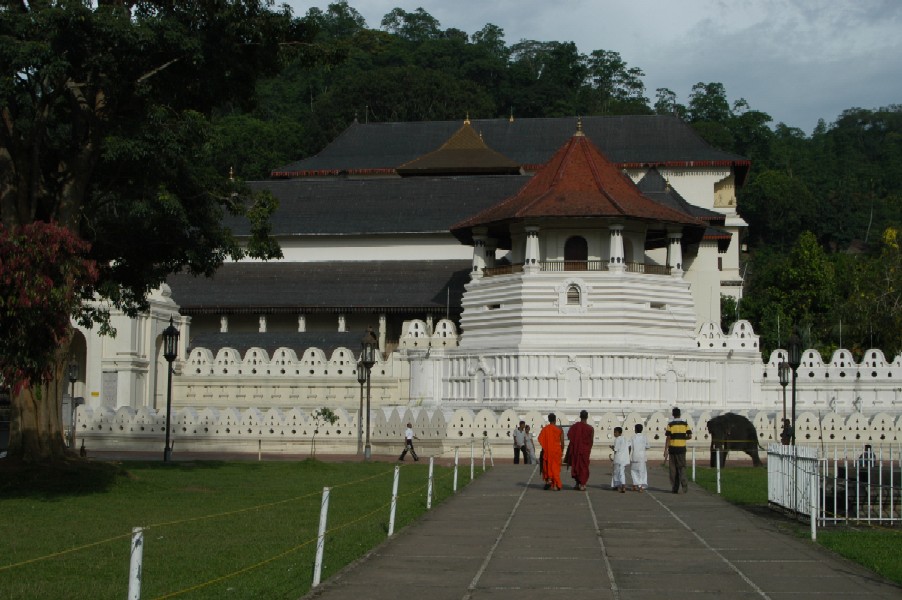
[665, 419, 692, 452]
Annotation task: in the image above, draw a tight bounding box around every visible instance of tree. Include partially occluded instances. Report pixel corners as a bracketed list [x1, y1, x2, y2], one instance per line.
[584, 50, 648, 115]
[380, 7, 440, 42]
[0, 1, 301, 462]
[654, 88, 686, 118]
[310, 407, 339, 457]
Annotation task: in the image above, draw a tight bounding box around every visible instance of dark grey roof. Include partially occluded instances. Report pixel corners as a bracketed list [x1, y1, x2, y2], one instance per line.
[273, 116, 749, 176]
[168, 261, 471, 312]
[636, 168, 725, 223]
[238, 176, 529, 236]
[187, 331, 365, 359]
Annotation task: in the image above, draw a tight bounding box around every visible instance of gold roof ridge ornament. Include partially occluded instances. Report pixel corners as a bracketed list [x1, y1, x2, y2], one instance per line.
[575, 116, 585, 137]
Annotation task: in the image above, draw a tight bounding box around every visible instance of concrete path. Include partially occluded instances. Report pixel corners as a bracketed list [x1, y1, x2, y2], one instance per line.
[303, 462, 901, 600]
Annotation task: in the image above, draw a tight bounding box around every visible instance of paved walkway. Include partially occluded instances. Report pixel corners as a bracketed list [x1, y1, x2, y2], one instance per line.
[303, 462, 901, 600]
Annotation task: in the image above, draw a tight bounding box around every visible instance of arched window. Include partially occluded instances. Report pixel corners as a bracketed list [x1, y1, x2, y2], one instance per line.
[567, 285, 581, 305]
[564, 236, 588, 271]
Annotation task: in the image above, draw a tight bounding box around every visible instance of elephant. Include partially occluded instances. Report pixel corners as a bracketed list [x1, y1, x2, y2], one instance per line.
[706, 413, 763, 467]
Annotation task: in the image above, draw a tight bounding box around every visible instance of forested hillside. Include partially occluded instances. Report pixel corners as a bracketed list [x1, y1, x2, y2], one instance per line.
[214, 2, 901, 360]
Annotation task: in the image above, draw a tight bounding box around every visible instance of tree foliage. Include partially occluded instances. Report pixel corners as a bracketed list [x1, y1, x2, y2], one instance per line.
[0, 0, 303, 461]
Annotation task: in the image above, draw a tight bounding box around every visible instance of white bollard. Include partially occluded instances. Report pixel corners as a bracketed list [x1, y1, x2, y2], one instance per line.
[427, 457, 434, 510]
[388, 466, 400, 536]
[716, 449, 721, 494]
[312, 487, 330, 587]
[470, 442, 475, 481]
[692, 447, 696, 481]
[488, 443, 494, 467]
[482, 441, 486, 471]
[128, 527, 144, 600]
[453, 447, 459, 493]
[810, 465, 818, 541]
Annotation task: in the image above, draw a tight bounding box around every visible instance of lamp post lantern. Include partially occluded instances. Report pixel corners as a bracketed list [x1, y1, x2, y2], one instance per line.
[360, 326, 378, 461]
[356, 359, 367, 455]
[162, 318, 180, 462]
[778, 360, 790, 444]
[67, 361, 78, 449]
[787, 330, 802, 446]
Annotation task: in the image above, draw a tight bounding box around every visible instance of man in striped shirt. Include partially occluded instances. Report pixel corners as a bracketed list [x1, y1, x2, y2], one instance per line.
[664, 407, 692, 493]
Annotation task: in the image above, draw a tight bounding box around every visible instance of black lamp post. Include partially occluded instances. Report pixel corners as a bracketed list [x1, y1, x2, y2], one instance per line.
[778, 360, 790, 444]
[67, 361, 78, 449]
[356, 359, 366, 455]
[162, 318, 180, 462]
[360, 326, 378, 461]
[787, 330, 802, 446]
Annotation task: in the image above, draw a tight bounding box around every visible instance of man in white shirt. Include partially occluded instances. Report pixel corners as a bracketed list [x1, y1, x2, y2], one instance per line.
[398, 423, 419, 461]
[512, 421, 527, 464]
[630, 423, 649, 492]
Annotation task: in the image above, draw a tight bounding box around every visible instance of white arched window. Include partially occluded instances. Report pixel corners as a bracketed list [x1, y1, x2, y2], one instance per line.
[567, 285, 581, 305]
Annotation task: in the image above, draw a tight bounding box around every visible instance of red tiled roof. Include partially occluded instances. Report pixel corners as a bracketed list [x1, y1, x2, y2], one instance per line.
[451, 131, 705, 242]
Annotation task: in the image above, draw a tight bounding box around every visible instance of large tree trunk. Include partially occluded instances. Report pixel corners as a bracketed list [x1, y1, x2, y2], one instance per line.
[8, 360, 70, 463]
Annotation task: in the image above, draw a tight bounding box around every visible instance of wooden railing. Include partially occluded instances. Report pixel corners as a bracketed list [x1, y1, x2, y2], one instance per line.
[481, 260, 671, 277]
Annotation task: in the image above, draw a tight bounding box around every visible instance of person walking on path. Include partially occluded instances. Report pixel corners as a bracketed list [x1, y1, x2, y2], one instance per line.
[610, 426, 630, 493]
[398, 423, 419, 461]
[524, 425, 537, 464]
[567, 410, 594, 490]
[630, 423, 649, 492]
[512, 420, 527, 464]
[664, 407, 692, 493]
[538, 413, 564, 490]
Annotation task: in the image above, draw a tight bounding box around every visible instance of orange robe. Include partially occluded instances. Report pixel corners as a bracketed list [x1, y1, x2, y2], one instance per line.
[538, 424, 564, 489]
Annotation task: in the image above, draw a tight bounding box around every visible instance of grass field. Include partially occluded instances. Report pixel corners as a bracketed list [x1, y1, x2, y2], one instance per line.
[0, 458, 476, 599]
[692, 464, 902, 587]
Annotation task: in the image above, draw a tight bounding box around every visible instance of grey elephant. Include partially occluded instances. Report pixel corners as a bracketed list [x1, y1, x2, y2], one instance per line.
[706, 413, 763, 467]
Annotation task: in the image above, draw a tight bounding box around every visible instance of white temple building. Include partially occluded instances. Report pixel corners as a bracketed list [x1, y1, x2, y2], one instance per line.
[68, 116, 902, 455]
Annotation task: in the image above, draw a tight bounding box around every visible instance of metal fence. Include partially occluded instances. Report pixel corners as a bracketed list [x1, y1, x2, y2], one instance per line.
[768, 443, 902, 526]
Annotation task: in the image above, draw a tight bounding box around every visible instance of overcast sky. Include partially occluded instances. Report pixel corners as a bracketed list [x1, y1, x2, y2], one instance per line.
[287, 0, 902, 134]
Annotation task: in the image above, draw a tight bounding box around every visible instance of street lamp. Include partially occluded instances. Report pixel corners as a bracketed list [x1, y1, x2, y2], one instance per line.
[356, 359, 367, 455]
[162, 318, 180, 462]
[787, 330, 802, 446]
[67, 361, 78, 449]
[778, 360, 790, 444]
[360, 326, 378, 461]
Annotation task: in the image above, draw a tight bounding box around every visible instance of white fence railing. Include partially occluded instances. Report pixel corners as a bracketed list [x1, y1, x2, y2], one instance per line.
[768, 443, 902, 526]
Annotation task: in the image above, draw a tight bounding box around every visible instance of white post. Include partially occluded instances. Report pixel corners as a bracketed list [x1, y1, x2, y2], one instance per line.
[482, 440, 486, 471]
[470, 441, 475, 481]
[427, 457, 435, 510]
[258, 439, 262, 462]
[692, 447, 696, 481]
[810, 465, 818, 541]
[388, 466, 400, 536]
[312, 487, 330, 587]
[128, 527, 144, 600]
[716, 449, 721, 495]
[453, 447, 459, 493]
[488, 442, 494, 467]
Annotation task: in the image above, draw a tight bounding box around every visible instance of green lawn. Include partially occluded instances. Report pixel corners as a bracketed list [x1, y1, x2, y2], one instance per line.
[0, 458, 477, 599]
[692, 465, 902, 587]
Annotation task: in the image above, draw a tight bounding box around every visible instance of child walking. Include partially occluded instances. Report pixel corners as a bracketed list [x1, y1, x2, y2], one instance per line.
[630, 423, 649, 492]
[611, 426, 630, 493]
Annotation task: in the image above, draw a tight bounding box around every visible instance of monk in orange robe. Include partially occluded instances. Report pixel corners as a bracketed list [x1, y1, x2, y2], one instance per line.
[538, 413, 564, 491]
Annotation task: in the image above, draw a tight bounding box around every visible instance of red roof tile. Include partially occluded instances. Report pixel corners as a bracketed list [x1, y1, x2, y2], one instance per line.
[451, 131, 705, 242]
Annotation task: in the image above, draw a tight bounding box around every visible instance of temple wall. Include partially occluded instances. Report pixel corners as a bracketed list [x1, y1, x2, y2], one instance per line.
[75, 404, 902, 459]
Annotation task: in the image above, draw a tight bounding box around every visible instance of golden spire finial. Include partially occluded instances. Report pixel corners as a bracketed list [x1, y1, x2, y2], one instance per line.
[464, 112, 470, 125]
[229, 166, 235, 181]
[575, 116, 584, 136]
[509, 107, 514, 123]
